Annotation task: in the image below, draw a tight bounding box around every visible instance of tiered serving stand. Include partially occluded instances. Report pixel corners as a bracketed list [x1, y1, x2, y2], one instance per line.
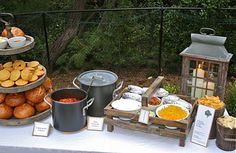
[0, 15, 50, 125]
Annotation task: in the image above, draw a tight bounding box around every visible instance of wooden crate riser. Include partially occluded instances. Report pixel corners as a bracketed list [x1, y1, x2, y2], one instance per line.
[105, 117, 187, 138]
[104, 76, 196, 147]
[104, 109, 189, 130]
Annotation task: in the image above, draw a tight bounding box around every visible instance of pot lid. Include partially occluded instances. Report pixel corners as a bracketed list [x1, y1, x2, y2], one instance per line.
[78, 70, 118, 86]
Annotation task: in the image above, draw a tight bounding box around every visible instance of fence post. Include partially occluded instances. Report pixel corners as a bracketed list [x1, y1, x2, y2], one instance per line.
[158, 8, 164, 75]
[42, 13, 50, 68]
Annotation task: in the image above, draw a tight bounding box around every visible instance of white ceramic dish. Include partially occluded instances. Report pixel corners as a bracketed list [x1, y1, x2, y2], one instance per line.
[8, 36, 26, 48]
[0, 37, 8, 49]
[156, 104, 190, 129]
[111, 98, 141, 112]
[161, 95, 192, 111]
[156, 104, 190, 121]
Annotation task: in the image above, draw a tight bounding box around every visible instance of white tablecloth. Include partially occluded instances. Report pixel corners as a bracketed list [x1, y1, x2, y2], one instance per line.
[0, 116, 233, 153]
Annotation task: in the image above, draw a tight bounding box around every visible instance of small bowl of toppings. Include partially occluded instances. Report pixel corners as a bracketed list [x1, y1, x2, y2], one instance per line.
[8, 36, 26, 48]
[0, 37, 8, 49]
[148, 96, 162, 111]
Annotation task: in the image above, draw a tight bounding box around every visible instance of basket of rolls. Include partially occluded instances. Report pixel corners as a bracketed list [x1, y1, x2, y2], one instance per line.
[0, 77, 52, 126]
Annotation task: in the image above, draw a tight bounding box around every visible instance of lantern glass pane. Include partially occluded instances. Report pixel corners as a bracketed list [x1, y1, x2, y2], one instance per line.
[187, 60, 218, 98]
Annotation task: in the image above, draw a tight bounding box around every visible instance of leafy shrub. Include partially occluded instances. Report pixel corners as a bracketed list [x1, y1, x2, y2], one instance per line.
[225, 81, 236, 117]
[163, 83, 180, 94]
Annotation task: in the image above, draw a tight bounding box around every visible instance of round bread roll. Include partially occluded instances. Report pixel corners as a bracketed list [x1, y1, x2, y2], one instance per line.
[0, 103, 13, 119]
[36, 101, 50, 112]
[0, 93, 6, 103]
[27, 61, 39, 68]
[10, 69, 21, 81]
[5, 93, 26, 107]
[47, 88, 53, 94]
[26, 100, 35, 106]
[0, 69, 10, 81]
[34, 69, 45, 76]
[4, 67, 14, 72]
[1, 80, 14, 87]
[14, 103, 35, 119]
[3, 62, 13, 68]
[29, 74, 38, 82]
[43, 77, 52, 91]
[13, 60, 26, 71]
[21, 69, 33, 81]
[2, 27, 25, 37]
[25, 86, 46, 103]
[15, 79, 28, 86]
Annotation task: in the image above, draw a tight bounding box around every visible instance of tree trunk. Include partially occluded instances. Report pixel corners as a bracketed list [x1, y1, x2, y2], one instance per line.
[44, 0, 85, 69]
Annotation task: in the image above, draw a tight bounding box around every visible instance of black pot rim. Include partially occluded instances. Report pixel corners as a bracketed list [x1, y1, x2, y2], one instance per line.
[50, 88, 88, 105]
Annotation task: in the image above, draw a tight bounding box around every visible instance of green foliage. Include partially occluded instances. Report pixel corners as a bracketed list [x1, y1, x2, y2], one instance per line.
[225, 81, 236, 117]
[163, 83, 180, 94]
[1, 0, 236, 75]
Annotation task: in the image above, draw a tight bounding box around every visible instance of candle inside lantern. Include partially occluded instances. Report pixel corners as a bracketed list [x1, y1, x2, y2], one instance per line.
[191, 64, 205, 98]
[202, 81, 215, 96]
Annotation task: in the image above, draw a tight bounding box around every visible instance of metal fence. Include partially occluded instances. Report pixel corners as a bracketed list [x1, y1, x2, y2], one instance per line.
[1, 7, 236, 74]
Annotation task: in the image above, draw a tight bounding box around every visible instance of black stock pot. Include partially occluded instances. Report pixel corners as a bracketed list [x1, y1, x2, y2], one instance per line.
[73, 70, 123, 117]
[44, 88, 94, 132]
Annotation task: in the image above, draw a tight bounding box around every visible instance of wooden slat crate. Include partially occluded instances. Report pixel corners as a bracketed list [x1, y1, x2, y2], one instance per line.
[104, 76, 197, 147]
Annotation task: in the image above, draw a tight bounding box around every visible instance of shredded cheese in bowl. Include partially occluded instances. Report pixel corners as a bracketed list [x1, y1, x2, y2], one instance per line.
[156, 104, 189, 121]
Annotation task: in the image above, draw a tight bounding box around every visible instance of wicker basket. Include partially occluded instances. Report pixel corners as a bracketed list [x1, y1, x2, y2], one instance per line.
[216, 119, 236, 151]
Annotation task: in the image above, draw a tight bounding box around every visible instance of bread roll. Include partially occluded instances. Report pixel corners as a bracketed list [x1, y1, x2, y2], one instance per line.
[0, 103, 13, 119]
[42, 77, 52, 91]
[0, 93, 6, 103]
[13, 103, 35, 119]
[26, 100, 35, 106]
[5, 93, 26, 107]
[36, 101, 50, 112]
[25, 86, 46, 103]
[2, 27, 25, 37]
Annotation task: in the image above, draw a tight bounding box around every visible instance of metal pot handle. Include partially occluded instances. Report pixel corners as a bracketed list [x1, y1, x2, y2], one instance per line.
[83, 98, 94, 116]
[73, 77, 80, 89]
[112, 81, 123, 99]
[44, 94, 52, 108]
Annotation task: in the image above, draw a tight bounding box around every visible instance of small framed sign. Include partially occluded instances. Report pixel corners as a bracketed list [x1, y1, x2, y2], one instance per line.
[191, 105, 215, 147]
[138, 109, 150, 124]
[87, 116, 104, 131]
[32, 122, 51, 137]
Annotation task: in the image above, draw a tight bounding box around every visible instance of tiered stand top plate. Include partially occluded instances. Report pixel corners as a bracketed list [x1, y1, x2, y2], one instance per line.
[0, 35, 35, 55]
[0, 65, 47, 93]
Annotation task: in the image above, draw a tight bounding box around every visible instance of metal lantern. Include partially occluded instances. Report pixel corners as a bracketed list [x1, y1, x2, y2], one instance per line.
[180, 28, 233, 100]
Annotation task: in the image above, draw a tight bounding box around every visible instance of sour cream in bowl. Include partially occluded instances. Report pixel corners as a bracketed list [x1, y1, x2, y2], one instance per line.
[8, 36, 26, 48]
[0, 37, 8, 49]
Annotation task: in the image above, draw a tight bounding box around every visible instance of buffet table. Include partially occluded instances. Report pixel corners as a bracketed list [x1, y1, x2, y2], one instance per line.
[0, 116, 233, 153]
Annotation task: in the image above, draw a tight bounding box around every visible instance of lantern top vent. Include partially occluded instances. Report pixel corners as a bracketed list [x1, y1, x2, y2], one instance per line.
[180, 28, 233, 62]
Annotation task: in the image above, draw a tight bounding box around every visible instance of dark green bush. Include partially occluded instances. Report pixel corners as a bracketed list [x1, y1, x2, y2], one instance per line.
[225, 81, 236, 117]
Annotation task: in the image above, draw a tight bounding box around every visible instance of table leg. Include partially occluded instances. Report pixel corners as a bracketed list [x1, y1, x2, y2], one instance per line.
[179, 137, 186, 147]
[107, 116, 114, 132]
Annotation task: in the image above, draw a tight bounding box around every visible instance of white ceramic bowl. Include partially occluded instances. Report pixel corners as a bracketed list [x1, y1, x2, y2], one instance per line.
[156, 104, 190, 121]
[0, 37, 8, 49]
[8, 36, 26, 48]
